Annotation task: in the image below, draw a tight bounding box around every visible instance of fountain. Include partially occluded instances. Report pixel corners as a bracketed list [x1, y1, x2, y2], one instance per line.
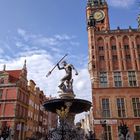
[43, 58, 91, 140]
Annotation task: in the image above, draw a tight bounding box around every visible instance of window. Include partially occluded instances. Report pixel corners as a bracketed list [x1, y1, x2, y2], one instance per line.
[99, 56, 105, 61]
[124, 45, 129, 49]
[114, 72, 122, 87]
[135, 126, 140, 132]
[99, 72, 108, 87]
[112, 55, 118, 61]
[126, 55, 131, 60]
[101, 98, 110, 118]
[117, 98, 126, 117]
[138, 54, 140, 60]
[99, 46, 104, 51]
[104, 125, 112, 140]
[132, 98, 140, 117]
[111, 45, 116, 50]
[137, 44, 140, 49]
[128, 71, 137, 87]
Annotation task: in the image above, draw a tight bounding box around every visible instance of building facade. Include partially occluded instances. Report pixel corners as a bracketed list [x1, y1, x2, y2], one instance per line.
[46, 96, 58, 132]
[0, 62, 29, 140]
[0, 63, 58, 140]
[26, 80, 51, 139]
[86, 0, 140, 139]
[26, 80, 37, 139]
[24, 81, 58, 139]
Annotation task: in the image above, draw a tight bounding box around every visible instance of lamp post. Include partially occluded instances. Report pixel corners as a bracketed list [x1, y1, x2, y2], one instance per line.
[119, 120, 129, 140]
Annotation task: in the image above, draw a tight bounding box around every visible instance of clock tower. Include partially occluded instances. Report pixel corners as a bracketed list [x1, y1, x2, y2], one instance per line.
[86, 0, 140, 139]
[86, 0, 110, 31]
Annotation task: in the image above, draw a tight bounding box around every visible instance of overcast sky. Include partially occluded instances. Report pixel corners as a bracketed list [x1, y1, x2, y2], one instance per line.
[0, 0, 139, 120]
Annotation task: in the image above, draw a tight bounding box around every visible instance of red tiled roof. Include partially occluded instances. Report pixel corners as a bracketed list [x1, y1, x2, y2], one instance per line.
[6, 70, 22, 83]
[6, 70, 21, 78]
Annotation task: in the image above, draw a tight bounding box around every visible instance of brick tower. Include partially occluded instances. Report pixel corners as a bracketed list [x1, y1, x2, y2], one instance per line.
[86, 0, 140, 139]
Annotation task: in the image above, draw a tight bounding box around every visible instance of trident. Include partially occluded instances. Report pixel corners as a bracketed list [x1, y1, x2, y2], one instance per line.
[46, 54, 68, 77]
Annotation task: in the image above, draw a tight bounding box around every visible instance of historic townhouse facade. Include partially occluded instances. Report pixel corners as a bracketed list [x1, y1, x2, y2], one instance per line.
[86, 0, 140, 139]
[0, 61, 29, 140]
[26, 80, 50, 139]
[26, 80, 37, 139]
[0, 62, 58, 140]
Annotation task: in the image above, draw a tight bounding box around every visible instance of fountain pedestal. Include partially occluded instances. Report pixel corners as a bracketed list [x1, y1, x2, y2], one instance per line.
[43, 89, 91, 140]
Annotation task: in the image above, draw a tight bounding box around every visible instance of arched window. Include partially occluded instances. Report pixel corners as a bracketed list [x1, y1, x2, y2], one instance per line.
[110, 36, 116, 50]
[123, 36, 129, 50]
[97, 37, 106, 70]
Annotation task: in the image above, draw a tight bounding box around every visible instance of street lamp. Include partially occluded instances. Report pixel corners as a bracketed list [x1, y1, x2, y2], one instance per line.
[119, 120, 129, 140]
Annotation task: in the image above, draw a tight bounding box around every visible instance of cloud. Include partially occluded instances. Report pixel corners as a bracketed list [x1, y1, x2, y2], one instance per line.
[54, 34, 73, 41]
[17, 28, 37, 42]
[15, 41, 24, 48]
[70, 41, 80, 46]
[107, 0, 135, 8]
[74, 69, 91, 100]
[33, 37, 60, 46]
[17, 28, 26, 37]
[17, 28, 78, 48]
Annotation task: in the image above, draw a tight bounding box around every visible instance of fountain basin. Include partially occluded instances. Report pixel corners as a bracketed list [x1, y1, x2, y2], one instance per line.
[43, 98, 91, 114]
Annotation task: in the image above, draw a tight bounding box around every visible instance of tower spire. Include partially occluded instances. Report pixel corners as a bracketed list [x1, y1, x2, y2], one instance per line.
[23, 59, 27, 70]
[21, 59, 27, 78]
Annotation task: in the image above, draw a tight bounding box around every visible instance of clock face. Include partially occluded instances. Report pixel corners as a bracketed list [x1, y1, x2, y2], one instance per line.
[93, 10, 105, 22]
